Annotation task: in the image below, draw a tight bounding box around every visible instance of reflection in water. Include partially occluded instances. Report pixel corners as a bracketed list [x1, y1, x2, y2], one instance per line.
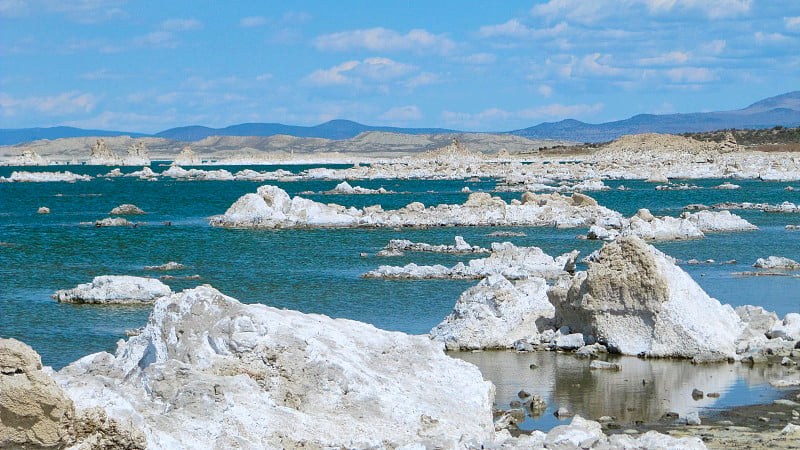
[452, 350, 790, 431]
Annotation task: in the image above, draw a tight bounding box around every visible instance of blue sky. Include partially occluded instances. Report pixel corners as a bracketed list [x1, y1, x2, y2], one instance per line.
[1, 0, 798, 133]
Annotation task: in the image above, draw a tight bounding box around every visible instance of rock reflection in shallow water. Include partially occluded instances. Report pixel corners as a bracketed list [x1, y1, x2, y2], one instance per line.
[452, 350, 788, 431]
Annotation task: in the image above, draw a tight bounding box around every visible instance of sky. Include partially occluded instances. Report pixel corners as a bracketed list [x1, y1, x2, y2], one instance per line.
[1, 0, 799, 133]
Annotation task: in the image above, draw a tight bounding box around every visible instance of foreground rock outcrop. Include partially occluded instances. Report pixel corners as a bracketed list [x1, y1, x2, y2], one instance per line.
[0, 338, 75, 448]
[210, 185, 623, 229]
[52, 276, 172, 304]
[550, 236, 744, 359]
[55, 285, 496, 448]
[429, 275, 554, 350]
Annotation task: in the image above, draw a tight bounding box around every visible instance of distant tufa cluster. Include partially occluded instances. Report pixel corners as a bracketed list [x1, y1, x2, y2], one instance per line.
[410, 137, 485, 166]
[88, 138, 150, 165]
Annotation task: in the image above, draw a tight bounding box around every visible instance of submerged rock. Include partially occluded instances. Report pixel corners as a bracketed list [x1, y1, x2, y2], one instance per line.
[143, 261, 185, 271]
[429, 275, 554, 350]
[55, 285, 495, 448]
[52, 275, 172, 304]
[682, 210, 758, 233]
[550, 236, 743, 358]
[1, 171, 93, 183]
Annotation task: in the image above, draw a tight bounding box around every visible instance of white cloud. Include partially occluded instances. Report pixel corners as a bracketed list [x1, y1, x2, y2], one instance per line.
[256, 73, 273, 81]
[379, 105, 422, 121]
[303, 57, 416, 87]
[4, 0, 130, 23]
[77, 68, 126, 80]
[478, 19, 568, 40]
[531, 0, 752, 22]
[160, 18, 204, 31]
[579, 53, 624, 77]
[61, 110, 176, 133]
[239, 16, 266, 28]
[638, 51, 690, 66]
[665, 67, 716, 83]
[402, 72, 441, 89]
[754, 31, 791, 44]
[643, 0, 752, 19]
[441, 103, 604, 129]
[787, 17, 800, 31]
[0, 90, 97, 116]
[698, 39, 726, 55]
[531, 0, 610, 24]
[453, 53, 497, 65]
[538, 85, 554, 98]
[133, 31, 178, 49]
[313, 27, 456, 54]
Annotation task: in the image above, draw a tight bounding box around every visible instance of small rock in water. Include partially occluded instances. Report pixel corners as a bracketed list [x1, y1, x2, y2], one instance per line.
[759, 416, 770, 423]
[509, 400, 522, 408]
[685, 411, 701, 425]
[554, 406, 572, 419]
[691, 388, 704, 400]
[525, 395, 547, 416]
[529, 363, 538, 369]
[109, 204, 146, 215]
[518, 389, 531, 399]
[781, 357, 797, 366]
[707, 392, 721, 398]
[37, 206, 50, 214]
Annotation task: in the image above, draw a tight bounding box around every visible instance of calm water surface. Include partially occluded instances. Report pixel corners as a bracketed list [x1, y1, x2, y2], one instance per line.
[1, 164, 798, 430]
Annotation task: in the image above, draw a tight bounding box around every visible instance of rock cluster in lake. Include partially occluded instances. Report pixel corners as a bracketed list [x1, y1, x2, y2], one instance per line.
[210, 185, 623, 229]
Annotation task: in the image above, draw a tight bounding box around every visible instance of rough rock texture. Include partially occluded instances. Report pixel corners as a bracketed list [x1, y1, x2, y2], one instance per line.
[93, 217, 133, 227]
[429, 275, 554, 350]
[55, 285, 495, 449]
[0, 171, 93, 183]
[172, 146, 201, 165]
[52, 276, 172, 304]
[323, 181, 391, 194]
[550, 236, 744, 358]
[37, 206, 50, 214]
[682, 210, 758, 233]
[110, 204, 146, 215]
[753, 256, 800, 270]
[143, 262, 185, 271]
[0, 338, 75, 448]
[210, 185, 623, 229]
[620, 208, 705, 241]
[88, 138, 118, 165]
[497, 415, 707, 449]
[363, 243, 578, 280]
[380, 236, 489, 254]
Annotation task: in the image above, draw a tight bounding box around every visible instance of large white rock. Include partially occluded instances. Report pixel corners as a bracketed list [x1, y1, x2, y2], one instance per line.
[56, 285, 495, 449]
[52, 276, 172, 304]
[767, 313, 800, 341]
[550, 236, 744, 358]
[210, 185, 623, 229]
[429, 275, 554, 350]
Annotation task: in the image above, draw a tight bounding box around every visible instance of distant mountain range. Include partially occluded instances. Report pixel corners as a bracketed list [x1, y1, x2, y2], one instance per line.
[2, 91, 799, 146]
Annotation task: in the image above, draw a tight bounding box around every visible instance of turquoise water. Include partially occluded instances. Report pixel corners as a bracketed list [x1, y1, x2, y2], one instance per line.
[1, 164, 799, 429]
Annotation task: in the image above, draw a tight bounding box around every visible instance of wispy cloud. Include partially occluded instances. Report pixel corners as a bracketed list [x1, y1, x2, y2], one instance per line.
[0, 90, 98, 116]
[303, 57, 416, 88]
[787, 16, 800, 31]
[133, 31, 178, 49]
[379, 105, 422, 122]
[239, 16, 266, 28]
[638, 51, 690, 66]
[160, 18, 204, 31]
[313, 27, 456, 55]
